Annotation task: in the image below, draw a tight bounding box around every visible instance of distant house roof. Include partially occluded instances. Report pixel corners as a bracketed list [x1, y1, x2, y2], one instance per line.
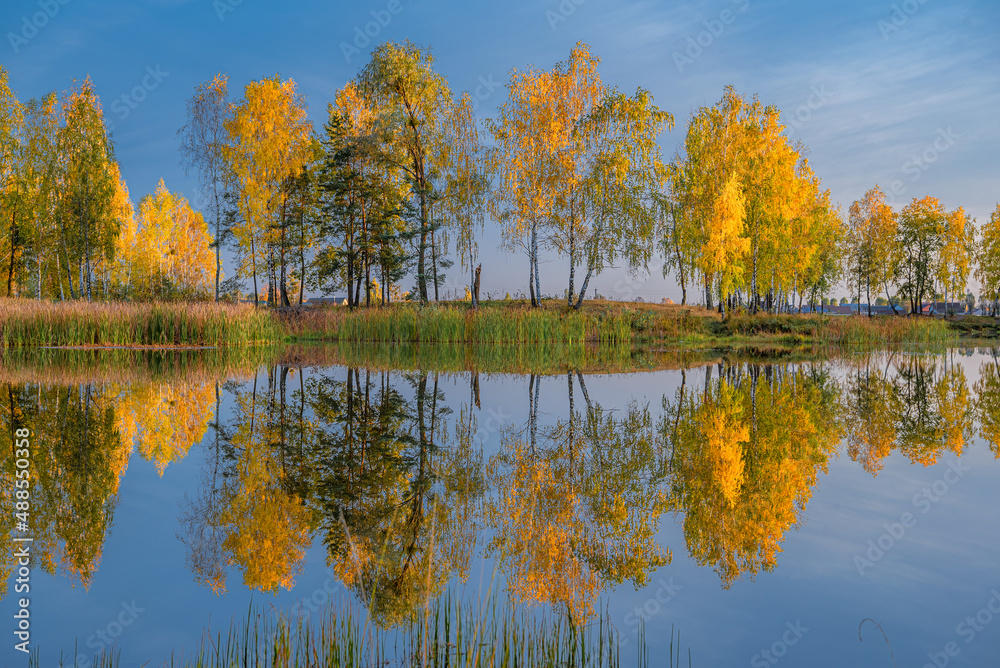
[306, 296, 346, 305]
[809, 304, 902, 315]
[921, 301, 965, 314]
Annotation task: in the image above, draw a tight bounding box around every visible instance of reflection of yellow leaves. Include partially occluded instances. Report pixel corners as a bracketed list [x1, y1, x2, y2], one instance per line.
[220, 487, 312, 593]
[933, 365, 971, 461]
[700, 383, 748, 507]
[220, 447, 312, 593]
[488, 440, 599, 622]
[674, 371, 838, 587]
[117, 382, 214, 475]
[974, 360, 1000, 459]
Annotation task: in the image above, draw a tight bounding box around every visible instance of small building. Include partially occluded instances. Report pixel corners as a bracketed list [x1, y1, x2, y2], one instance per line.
[921, 301, 966, 315]
[305, 296, 347, 306]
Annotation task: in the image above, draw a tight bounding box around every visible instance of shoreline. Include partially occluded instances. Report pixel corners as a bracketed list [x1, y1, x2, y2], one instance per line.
[1, 297, 992, 349]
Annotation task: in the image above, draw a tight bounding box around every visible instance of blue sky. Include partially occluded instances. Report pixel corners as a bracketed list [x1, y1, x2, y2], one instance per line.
[2, 0, 997, 301]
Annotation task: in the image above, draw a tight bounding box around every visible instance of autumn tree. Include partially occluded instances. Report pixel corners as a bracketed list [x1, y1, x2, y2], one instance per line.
[666, 87, 824, 314]
[316, 82, 409, 306]
[976, 204, 1000, 315]
[897, 196, 947, 315]
[799, 193, 845, 312]
[936, 206, 975, 315]
[131, 181, 215, 298]
[570, 87, 672, 308]
[847, 186, 899, 315]
[359, 41, 454, 304]
[0, 67, 25, 296]
[179, 73, 233, 301]
[486, 58, 561, 306]
[17, 93, 61, 298]
[224, 75, 313, 306]
[57, 77, 123, 300]
[441, 93, 488, 307]
[659, 162, 700, 305]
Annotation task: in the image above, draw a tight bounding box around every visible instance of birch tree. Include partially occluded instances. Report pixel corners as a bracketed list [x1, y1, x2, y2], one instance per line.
[179, 73, 232, 302]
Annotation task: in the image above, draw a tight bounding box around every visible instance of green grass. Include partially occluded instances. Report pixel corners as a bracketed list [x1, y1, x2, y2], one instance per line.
[282, 303, 611, 345]
[281, 302, 962, 348]
[0, 297, 972, 349]
[30, 597, 693, 668]
[0, 298, 281, 348]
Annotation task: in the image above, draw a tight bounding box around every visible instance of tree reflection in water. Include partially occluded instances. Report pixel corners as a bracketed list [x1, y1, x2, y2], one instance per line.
[3, 350, 993, 625]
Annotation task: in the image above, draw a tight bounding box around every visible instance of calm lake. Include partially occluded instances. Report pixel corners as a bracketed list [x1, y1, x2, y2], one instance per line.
[2, 346, 1000, 667]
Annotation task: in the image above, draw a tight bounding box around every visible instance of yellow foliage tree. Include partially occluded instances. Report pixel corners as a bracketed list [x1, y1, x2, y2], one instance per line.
[132, 180, 214, 298]
[975, 204, 1000, 314]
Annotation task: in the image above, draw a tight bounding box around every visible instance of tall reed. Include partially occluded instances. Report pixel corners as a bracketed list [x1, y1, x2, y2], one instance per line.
[280, 304, 636, 345]
[167, 595, 678, 668]
[30, 595, 693, 668]
[0, 299, 280, 347]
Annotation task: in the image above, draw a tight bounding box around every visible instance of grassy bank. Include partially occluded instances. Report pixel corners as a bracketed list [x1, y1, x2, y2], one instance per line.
[280, 300, 959, 347]
[0, 299, 280, 347]
[0, 297, 968, 349]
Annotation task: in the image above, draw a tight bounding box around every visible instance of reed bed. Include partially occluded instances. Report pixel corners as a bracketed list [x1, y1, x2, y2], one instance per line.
[0, 298, 281, 348]
[30, 596, 690, 668]
[280, 304, 636, 346]
[0, 298, 968, 350]
[805, 314, 955, 345]
[714, 312, 957, 346]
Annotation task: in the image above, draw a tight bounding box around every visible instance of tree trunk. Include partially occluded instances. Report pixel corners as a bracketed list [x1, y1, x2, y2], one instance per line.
[567, 205, 575, 307]
[532, 223, 541, 306]
[280, 195, 290, 307]
[431, 228, 439, 302]
[8, 209, 17, 297]
[473, 264, 481, 307]
[346, 235, 354, 308]
[214, 190, 221, 302]
[417, 187, 428, 303]
[574, 265, 593, 310]
[250, 236, 258, 307]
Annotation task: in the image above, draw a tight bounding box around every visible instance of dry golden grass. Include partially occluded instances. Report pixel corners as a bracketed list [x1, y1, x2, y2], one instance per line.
[0, 298, 280, 347]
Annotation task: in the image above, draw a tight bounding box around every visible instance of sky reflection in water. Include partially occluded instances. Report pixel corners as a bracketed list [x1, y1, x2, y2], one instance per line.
[2, 347, 999, 667]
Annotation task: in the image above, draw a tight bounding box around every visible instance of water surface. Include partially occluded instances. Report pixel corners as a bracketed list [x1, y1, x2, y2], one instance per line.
[2, 347, 999, 667]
